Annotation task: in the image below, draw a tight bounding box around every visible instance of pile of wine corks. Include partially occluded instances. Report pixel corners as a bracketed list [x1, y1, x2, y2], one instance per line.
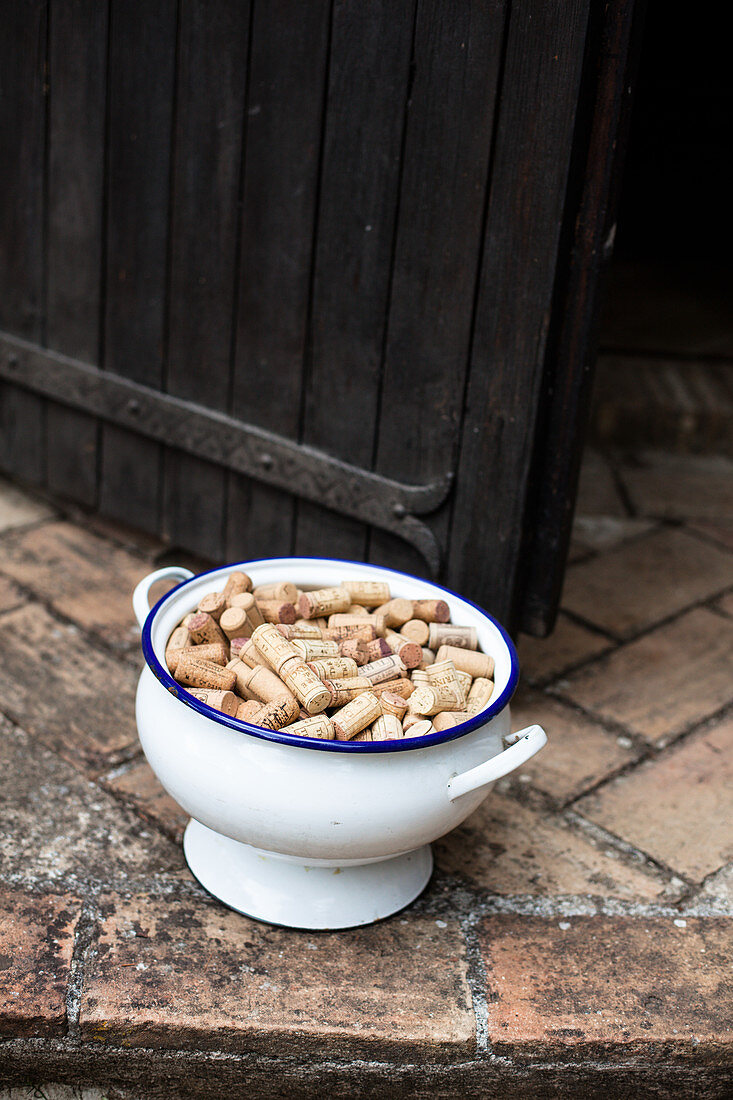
[164, 572, 496, 742]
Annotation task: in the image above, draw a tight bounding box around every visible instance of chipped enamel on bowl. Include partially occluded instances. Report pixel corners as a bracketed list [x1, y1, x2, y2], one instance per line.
[133, 558, 547, 930]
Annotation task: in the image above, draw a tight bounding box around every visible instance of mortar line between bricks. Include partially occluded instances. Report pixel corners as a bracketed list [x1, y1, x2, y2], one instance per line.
[668, 521, 733, 558]
[0, 567, 143, 662]
[549, 582, 733, 678]
[561, 809, 693, 897]
[65, 898, 100, 1040]
[458, 915, 491, 1055]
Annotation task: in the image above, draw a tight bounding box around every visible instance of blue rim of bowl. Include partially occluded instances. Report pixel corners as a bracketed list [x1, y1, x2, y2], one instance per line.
[141, 557, 520, 753]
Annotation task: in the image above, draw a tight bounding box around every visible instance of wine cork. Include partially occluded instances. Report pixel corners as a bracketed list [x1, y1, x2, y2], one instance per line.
[227, 658, 297, 710]
[322, 623, 376, 643]
[384, 629, 421, 669]
[237, 639, 270, 669]
[411, 669, 430, 686]
[338, 637, 369, 665]
[433, 711, 467, 731]
[306, 656, 358, 680]
[455, 669, 472, 701]
[230, 591, 265, 630]
[379, 691, 408, 720]
[253, 581, 298, 604]
[315, 617, 329, 631]
[287, 715, 335, 740]
[357, 654, 407, 684]
[292, 639, 340, 661]
[342, 580, 391, 607]
[229, 637, 249, 659]
[428, 623, 477, 650]
[323, 677, 372, 707]
[187, 611, 227, 647]
[165, 624, 190, 660]
[166, 642, 229, 674]
[371, 678, 415, 700]
[327, 613, 378, 630]
[256, 599, 297, 625]
[197, 592, 226, 622]
[345, 604, 370, 616]
[221, 570, 252, 602]
[181, 613, 197, 629]
[277, 622, 323, 640]
[251, 622, 300, 674]
[411, 599, 450, 623]
[236, 699, 264, 723]
[467, 677, 494, 716]
[376, 598, 413, 629]
[365, 638, 392, 662]
[400, 619, 429, 646]
[435, 645, 494, 680]
[298, 587, 350, 619]
[256, 698, 299, 730]
[405, 719, 435, 737]
[332, 691, 381, 741]
[402, 711, 423, 732]
[175, 655, 237, 691]
[219, 606, 251, 642]
[406, 686, 440, 716]
[427, 660, 464, 708]
[187, 688, 238, 716]
[281, 660, 332, 715]
[371, 714, 403, 740]
[351, 728, 373, 742]
[420, 647, 435, 667]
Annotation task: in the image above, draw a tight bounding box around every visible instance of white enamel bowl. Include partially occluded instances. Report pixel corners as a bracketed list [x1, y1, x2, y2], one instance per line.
[133, 558, 547, 929]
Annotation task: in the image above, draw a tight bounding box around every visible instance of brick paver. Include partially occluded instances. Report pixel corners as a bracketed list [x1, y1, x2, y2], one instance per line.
[0, 603, 139, 764]
[574, 449, 627, 516]
[509, 690, 639, 805]
[104, 758, 189, 841]
[434, 791, 664, 899]
[517, 615, 612, 683]
[620, 451, 733, 521]
[0, 576, 24, 614]
[557, 607, 733, 745]
[0, 476, 54, 533]
[0, 520, 151, 647]
[576, 715, 733, 882]
[0, 462, 730, 1092]
[478, 914, 732, 1060]
[561, 526, 733, 639]
[0, 715, 182, 887]
[80, 895, 475, 1060]
[0, 885, 78, 1038]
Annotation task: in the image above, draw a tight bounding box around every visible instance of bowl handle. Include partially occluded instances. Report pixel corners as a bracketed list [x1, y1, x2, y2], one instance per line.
[132, 567, 195, 629]
[447, 724, 547, 802]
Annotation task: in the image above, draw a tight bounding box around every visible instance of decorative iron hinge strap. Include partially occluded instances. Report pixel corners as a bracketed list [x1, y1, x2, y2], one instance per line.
[0, 332, 452, 573]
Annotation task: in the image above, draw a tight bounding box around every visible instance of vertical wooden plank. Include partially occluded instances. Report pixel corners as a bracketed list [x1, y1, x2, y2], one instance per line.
[46, 0, 107, 506]
[369, 0, 506, 580]
[447, 0, 590, 628]
[227, 0, 332, 563]
[99, 0, 177, 534]
[163, 0, 251, 560]
[519, 0, 643, 636]
[294, 0, 417, 561]
[0, 0, 47, 484]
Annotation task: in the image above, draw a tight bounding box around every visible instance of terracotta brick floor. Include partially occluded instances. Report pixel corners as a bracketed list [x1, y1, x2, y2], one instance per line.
[0, 449, 731, 1098]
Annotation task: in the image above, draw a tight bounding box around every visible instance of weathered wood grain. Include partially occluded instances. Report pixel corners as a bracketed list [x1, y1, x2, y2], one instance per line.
[227, 0, 332, 563]
[163, 0, 251, 560]
[294, 0, 417, 562]
[46, 0, 108, 507]
[99, 0, 177, 533]
[0, 0, 47, 485]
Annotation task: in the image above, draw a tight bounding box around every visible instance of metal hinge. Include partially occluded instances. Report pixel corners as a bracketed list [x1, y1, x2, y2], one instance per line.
[0, 331, 452, 572]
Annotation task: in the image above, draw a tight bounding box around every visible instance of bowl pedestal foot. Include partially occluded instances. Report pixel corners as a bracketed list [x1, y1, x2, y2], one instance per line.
[183, 819, 433, 930]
